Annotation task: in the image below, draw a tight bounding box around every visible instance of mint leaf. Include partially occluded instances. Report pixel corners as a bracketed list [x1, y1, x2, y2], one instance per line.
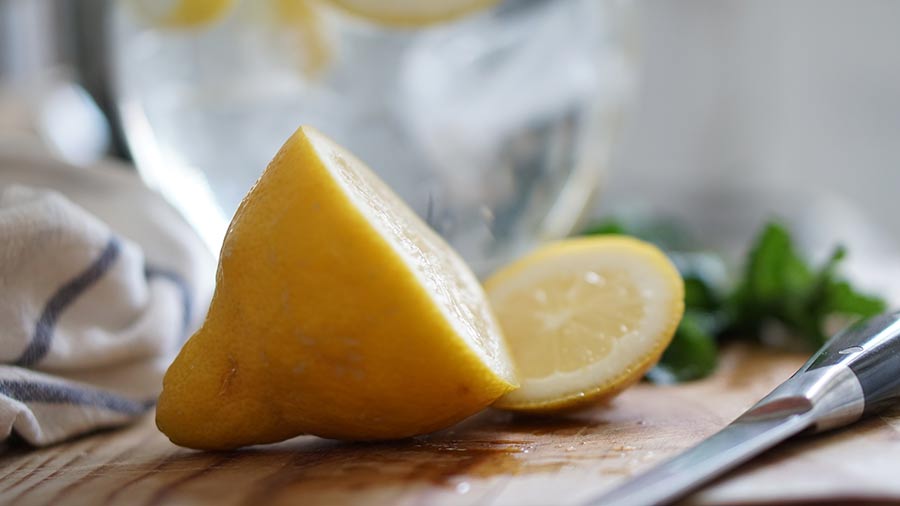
[725, 222, 886, 348]
[726, 222, 812, 338]
[582, 220, 628, 236]
[824, 281, 886, 316]
[684, 277, 718, 310]
[810, 247, 885, 319]
[647, 311, 718, 383]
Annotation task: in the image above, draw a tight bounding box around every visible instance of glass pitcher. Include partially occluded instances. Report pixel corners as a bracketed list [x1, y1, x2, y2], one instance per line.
[109, 0, 634, 274]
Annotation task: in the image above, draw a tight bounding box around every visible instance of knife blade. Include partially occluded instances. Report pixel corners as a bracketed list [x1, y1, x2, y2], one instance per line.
[584, 311, 900, 506]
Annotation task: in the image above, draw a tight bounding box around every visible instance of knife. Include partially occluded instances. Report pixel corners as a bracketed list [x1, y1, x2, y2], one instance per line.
[584, 311, 900, 506]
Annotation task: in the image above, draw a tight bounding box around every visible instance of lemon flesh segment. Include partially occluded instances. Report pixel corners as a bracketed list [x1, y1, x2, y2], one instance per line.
[156, 126, 516, 450]
[322, 0, 501, 26]
[304, 127, 516, 384]
[486, 237, 684, 412]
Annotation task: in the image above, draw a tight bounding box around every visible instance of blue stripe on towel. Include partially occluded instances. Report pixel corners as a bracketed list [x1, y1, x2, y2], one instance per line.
[14, 237, 121, 367]
[0, 379, 154, 415]
[144, 265, 193, 339]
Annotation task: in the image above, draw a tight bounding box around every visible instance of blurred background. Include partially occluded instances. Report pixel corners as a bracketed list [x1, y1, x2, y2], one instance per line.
[2, 0, 899, 275]
[611, 1, 900, 241]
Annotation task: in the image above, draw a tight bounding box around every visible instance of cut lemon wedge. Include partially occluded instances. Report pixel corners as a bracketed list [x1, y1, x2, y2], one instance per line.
[321, 0, 501, 26]
[486, 237, 684, 412]
[157, 126, 517, 449]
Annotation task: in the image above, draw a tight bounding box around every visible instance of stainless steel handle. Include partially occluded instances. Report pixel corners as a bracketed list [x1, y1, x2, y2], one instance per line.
[804, 311, 900, 415]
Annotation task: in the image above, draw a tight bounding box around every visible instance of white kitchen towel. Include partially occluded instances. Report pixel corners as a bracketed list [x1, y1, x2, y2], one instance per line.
[0, 144, 214, 446]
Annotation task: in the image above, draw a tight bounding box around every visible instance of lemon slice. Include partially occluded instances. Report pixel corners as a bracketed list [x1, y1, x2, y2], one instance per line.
[321, 0, 501, 26]
[157, 126, 517, 449]
[486, 237, 684, 412]
[272, 0, 333, 76]
[129, 0, 236, 28]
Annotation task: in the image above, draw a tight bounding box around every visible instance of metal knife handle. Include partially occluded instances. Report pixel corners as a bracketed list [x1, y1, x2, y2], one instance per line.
[804, 311, 900, 416]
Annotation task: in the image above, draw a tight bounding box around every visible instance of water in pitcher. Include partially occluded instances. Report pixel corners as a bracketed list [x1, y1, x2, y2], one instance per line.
[110, 0, 631, 274]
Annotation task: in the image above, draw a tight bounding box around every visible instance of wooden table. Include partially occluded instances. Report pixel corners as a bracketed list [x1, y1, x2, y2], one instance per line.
[3, 345, 900, 506]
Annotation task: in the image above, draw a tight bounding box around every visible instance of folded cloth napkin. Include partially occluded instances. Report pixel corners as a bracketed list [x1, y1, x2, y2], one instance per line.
[0, 145, 214, 446]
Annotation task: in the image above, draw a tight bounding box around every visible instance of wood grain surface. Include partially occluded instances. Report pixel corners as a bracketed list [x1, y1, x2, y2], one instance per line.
[3, 345, 900, 506]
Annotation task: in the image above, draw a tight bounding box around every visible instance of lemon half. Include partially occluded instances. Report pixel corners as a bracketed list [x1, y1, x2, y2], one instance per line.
[157, 126, 517, 449]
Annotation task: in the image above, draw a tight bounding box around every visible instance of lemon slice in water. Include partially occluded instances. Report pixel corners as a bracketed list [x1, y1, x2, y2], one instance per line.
[322, 0, 501, 26]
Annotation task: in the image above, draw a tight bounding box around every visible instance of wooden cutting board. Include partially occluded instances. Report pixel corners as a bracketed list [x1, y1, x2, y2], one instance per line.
[3, 344, 900, 506]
